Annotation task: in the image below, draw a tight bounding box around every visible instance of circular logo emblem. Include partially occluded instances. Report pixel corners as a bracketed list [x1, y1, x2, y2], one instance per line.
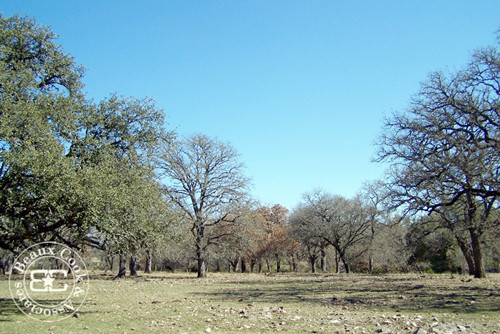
[8, 242, 89, 322]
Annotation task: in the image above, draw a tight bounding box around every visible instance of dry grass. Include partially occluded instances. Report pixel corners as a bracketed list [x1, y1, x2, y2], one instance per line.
[1, 272, 499, 333]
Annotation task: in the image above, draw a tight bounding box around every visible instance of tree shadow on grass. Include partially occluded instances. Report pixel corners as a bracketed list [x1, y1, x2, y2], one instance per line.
[194, 274, 500, 314]
[0, 298, 20, 321]
[0, 297, 105, 322]
[92, 272, 197, 281]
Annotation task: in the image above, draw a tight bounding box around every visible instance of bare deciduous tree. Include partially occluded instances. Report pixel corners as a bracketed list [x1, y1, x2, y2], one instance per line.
[298, 190, 373, 273]
[376, 40, 500, 278]
[157, 134, 248, 277]
[289, 205, 325, 273]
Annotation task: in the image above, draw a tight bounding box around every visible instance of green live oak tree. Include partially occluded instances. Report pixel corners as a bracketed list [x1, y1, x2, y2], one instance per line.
[0, 15, 169, 255]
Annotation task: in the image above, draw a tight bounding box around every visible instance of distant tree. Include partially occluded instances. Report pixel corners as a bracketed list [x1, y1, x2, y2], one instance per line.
[483, 225, 500, 272]
[257, 205, 297, 272]
[208, 207, 269, 272]
[156, 213, 196, 272]
[157, 134, 248, 277]
[242, 209, 270, 272]
[207, 210, 246, 272]
[376, 38, 500, 278]
[301, 190, 373, 273]
[289, 205, 325, 273]
[406, 217, 459, 273]
[359, 181, 389, 273]
[100, 175, 172, 279]
[369, 218, 410, 273]
[237, 208, 272, 273]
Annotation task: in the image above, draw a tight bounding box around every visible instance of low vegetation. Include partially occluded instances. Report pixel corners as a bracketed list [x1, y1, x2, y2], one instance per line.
[1, 272, 499, 333]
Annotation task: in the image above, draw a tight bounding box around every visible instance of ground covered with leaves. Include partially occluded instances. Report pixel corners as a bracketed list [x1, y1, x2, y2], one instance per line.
[1, 272, 499, 333]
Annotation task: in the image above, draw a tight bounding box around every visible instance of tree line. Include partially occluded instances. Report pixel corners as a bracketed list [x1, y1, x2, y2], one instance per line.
[0, 15, 498, 278]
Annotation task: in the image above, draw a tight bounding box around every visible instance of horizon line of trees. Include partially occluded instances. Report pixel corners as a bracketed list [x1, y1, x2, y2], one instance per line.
[0, 15, 498, 278]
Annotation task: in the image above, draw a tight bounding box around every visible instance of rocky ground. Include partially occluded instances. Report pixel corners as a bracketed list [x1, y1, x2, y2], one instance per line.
[1, 272, 499, 333]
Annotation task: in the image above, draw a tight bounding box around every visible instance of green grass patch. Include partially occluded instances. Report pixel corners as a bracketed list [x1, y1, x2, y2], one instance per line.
[1, 272, 499, 333]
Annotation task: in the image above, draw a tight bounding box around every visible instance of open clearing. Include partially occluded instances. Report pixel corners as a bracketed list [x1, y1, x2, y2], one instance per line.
[1, 273, 499, 333]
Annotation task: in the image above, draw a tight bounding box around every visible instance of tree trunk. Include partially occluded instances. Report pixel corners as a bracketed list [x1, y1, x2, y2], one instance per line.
[276, 256, 281, 272]
[241, 257, 247, 273]
[258, 260, 262, 273]
[455, 236, 474, 275]
[129, 255, 138, 276]
[144, 249, 152, 274]
[309, 255, 317, 273]
[7, 256, 13, 274]
[266, 259, 271, 272]
[320, 244, 327, 272]
[0, 256, 10, 275]
[197, 256, 206, 277]
[334, 249, 340, 273]
[113, 254, 127, 279]
[229, 258, 239, 272]
[291, 254, 298, 272]
[250, 258, 256, 273]
[105, 253, 114, 272]
[339, 252, 350, 274]
[470, 229, 486, 278]
[196, 224, 207, 278]
[197, 244, 206, 278]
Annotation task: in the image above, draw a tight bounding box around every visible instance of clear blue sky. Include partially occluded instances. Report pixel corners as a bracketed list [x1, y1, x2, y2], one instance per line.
[3, 1, 499, 210]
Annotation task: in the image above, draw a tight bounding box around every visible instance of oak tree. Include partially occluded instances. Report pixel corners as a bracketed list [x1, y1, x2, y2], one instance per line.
[377, 39, 500, 277]
[300, 190, 373, 273]
[157, 134, 248, 277]
[0, 15, 168, 256]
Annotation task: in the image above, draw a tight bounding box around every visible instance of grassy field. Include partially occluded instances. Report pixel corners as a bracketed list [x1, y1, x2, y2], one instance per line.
[1, 272, 499, 333]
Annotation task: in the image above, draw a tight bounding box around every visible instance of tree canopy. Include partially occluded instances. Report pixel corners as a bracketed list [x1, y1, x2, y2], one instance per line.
[0, 15, 167, 252]
[376, 38, 500, 277]
[1, 14, 498, 278]
[157, 134, 249, 277]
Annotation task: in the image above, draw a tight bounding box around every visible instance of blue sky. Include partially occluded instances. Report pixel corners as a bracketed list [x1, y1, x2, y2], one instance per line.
[3, 1, 499, 210]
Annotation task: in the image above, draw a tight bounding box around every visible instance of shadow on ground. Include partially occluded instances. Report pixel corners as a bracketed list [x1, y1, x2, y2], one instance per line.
[195, 274, 500, 314]
[0, 298, 19, 321]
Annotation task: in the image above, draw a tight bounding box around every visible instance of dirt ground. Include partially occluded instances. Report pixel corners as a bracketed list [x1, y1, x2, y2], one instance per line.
[1, 272, 499, 333]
